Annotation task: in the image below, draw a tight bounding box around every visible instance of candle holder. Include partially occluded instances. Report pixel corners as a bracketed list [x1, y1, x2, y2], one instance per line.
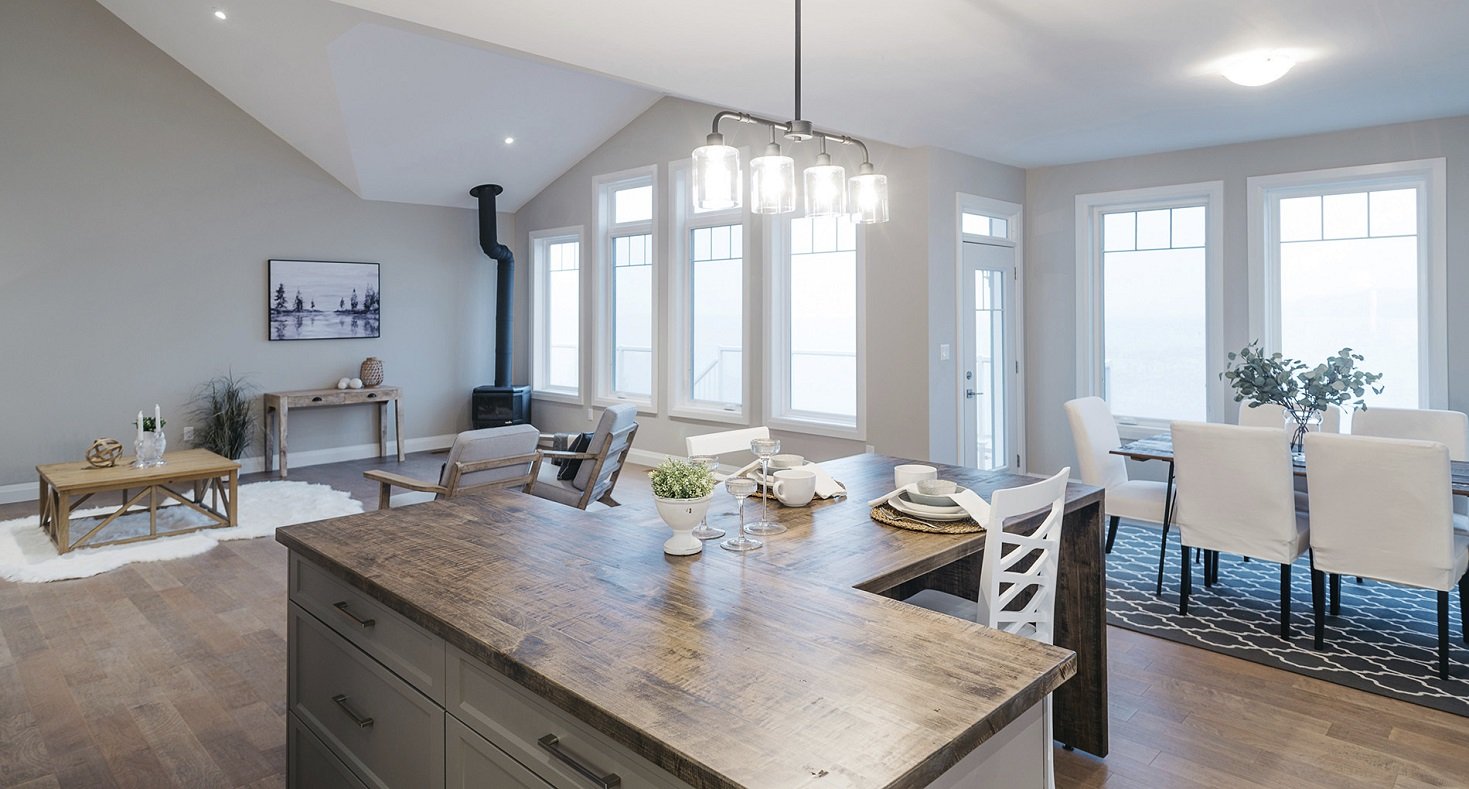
[133, 431, 167, 468]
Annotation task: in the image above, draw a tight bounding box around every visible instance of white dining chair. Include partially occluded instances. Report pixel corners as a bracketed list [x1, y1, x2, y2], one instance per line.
[1349, 407, 1469, 460]
[685, 426, 771, 478]
[1237, 401, 1343, 433]
[1171, 422, 1312, 639]
[904, 467, 1070, 788]
[1304, 433, 1469, 679]
[1063, 397, 1168, 578]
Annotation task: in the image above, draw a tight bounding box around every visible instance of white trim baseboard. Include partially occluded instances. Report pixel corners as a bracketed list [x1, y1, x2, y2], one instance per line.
[625, 448, 673, 469]
[0, 434, 459, 506]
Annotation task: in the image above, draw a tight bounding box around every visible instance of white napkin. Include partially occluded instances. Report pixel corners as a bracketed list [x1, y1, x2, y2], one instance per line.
[808, 464, 847, 499]
[713, 458, 762, 483]
[867, 483, 990, 526]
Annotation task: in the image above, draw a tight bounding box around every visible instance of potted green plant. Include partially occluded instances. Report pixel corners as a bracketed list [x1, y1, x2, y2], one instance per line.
[1221, 342, 1384, 451]
[189, 373, 259, 460]
[650, 457, 717, 556]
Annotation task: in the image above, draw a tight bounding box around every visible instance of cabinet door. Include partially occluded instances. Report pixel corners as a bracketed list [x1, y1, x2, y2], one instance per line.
[448, 716, 553, 789]
[289, 712, 368, 789]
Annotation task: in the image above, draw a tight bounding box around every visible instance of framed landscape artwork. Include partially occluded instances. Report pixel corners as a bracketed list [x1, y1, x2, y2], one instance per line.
[267, 259, 381, 341]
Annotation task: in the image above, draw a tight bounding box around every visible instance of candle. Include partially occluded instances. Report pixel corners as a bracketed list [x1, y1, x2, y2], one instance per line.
[137, 410, 144, 442]
[154, 404, 161, 433]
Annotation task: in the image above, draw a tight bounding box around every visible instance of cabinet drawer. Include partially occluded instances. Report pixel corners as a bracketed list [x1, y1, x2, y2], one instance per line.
[288, 711, 367, 789]
[290, 552, 445, 702]
[448, 715, 553, 789]
[447, 645, 690, 789]
[289, 603, 445, 789]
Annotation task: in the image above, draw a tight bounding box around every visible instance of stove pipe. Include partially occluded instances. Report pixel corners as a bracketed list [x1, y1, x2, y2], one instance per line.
[470, 184, 514, 388]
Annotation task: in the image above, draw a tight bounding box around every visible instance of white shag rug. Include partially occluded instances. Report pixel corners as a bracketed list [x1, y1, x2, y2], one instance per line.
[0, 481, 363, 583]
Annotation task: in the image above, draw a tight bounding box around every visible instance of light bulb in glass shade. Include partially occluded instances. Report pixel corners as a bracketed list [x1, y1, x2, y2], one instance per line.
[692, 134, 741, 211]
[750, 143, 795, 214]
[848, 163, 888, 224]
[803, 152, 846, 217]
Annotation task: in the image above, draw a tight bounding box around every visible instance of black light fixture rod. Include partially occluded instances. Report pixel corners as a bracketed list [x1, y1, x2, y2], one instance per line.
[794, 0, 802, 122]
[707, 110, 869, 161]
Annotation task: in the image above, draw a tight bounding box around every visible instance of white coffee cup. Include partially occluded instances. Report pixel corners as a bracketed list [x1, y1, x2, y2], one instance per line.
[894, 464, 938, 488]
[772, 468, 817, 507]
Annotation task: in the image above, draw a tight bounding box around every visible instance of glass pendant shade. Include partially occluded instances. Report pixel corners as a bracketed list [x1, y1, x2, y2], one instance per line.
[848, 163, 889, 224]
[749, 144, 796, 214]
[803, 152, 846, 217]
[692, 135, 742, 211]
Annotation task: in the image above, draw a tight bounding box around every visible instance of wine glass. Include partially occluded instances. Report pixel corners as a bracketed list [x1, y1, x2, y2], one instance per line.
[745, 438, 787, 535]
[689, 455, 725, 540]
[720, 477, 763, 552]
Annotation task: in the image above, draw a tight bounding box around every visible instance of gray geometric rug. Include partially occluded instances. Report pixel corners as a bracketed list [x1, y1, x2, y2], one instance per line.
[1106, 522, 1469, 716]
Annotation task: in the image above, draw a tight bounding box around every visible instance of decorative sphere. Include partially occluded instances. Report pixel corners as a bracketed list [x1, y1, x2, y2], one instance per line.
[337, 377, 350, 389]
[86, 437, 124, 468]
[349, 378, 364, 389]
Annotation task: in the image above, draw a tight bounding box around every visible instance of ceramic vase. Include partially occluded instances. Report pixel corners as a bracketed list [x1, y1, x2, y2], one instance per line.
[360, 357, 384, 387]
[655, 495, 712, 556]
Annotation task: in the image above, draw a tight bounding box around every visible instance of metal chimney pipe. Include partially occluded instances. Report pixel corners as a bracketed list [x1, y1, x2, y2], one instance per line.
[470, 184, 514, 388]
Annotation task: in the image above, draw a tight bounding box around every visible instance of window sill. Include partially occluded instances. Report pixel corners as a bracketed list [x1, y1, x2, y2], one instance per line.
[531, 389, 583, 406]
[767, 415, 865, 442]
[669, 405, 748, 426]
[594, 395, 657, 417]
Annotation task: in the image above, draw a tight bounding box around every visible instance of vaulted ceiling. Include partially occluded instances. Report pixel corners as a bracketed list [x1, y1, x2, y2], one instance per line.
[99, 0, 1469, 210]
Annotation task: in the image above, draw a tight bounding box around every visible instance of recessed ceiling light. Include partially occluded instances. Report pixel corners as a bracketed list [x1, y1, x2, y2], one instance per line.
[1222, 51, 1295, 87]
[504, 137, 515, 145]
[213, 9, 227, 20]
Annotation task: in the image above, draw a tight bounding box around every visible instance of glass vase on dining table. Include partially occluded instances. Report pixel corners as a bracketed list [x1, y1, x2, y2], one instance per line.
[746, 438, 787, 535]
[1285, 407, 1323, 455]
[720, 477, 763, 552]
[688, 455, 725, 540]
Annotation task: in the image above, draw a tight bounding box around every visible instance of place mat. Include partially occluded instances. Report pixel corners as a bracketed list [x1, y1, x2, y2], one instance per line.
[870, 503, 983, 534]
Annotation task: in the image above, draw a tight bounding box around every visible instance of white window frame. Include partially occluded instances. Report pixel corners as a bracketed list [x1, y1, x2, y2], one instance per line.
[765, 214, 867, 440]
[1075, 181, 1225, 436]
[529, 226, 584, 405]
[594, 166, 659, 414]
[668, 159, 751, 424]
[1247, 159, 1447, 409]
[956, 193, 1026, 471]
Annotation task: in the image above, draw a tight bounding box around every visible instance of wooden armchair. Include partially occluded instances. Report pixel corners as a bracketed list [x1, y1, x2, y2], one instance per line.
[365, 424, 540, 509]
[525, 404, 639, 510]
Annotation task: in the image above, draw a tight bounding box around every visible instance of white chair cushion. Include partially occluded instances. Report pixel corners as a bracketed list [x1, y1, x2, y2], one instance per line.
[1107, 479, 1168, 525]
[529, 465, 613, 512]
[1454, 513, 1469, 535]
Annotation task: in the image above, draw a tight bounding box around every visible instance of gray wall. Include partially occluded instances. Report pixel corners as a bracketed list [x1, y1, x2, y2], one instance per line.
[0, 0, 509, 489]
[1024, 115, 1469, 476]
[512, 97, 1025, 463]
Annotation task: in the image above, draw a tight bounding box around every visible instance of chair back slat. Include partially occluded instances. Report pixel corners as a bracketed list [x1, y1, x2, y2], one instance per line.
[978, 467, 1069, 646]
[440, 425, 541, 499]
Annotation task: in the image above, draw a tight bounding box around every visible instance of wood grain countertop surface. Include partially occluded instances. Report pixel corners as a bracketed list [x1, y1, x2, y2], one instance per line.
[276, 453, 1087, 788]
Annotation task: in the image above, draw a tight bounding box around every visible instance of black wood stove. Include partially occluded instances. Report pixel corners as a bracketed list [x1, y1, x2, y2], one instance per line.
[469, 183, 532, 429]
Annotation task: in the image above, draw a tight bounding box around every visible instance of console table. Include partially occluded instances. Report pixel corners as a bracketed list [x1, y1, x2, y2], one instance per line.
[264, 386, 404, 478]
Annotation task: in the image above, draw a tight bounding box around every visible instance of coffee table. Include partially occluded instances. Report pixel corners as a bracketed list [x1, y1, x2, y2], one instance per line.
[37, 448, 240, 554]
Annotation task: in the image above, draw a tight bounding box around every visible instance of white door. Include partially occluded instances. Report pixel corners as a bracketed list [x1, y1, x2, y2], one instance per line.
[961, 240, 1018, 471]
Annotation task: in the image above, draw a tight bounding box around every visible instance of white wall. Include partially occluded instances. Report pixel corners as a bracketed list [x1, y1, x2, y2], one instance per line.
[0, 0, 508, 489]
[1024, 115, 1469, 475]
[512, 97, 1026, 464]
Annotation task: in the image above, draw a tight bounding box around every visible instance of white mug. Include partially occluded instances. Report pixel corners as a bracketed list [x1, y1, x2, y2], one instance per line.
[772, 468, 817, 507]
[894, 464, 938, 488]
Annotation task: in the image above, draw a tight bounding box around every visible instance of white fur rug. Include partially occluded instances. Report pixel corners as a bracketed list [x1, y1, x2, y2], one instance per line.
[0, 481, 363, 583]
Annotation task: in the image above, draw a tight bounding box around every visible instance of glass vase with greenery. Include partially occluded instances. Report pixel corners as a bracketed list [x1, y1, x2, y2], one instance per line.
[1221, 342, 1384, 451]
[190, 373, 259, 460]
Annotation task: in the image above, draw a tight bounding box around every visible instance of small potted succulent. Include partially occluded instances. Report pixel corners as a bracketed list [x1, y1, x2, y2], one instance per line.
[650, 458, 717, 556]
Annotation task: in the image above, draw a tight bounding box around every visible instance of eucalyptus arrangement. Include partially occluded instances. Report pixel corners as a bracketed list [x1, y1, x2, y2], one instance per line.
[650, 458, 717, 501]
[650, 458, 718, 556]
[1221, 342, 1385, 449]
[190, 373, 259, 460]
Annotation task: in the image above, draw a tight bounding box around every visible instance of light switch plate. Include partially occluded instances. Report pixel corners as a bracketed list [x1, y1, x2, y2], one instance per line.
[939, 343, 951, 361]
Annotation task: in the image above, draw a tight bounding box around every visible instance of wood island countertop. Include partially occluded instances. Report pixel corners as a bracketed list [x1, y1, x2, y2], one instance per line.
[276, 454, 1083, 788]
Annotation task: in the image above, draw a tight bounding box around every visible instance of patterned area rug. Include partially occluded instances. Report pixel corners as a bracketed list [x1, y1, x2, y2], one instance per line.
[1106, 521, 1469, 716]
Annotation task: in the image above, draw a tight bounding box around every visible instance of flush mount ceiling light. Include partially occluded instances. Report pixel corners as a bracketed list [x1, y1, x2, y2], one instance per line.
[691, 0, 888, 222]
[1222, 51, 1295, 86]
[213, 9, 227, 20]
[503, 136, 515, 145]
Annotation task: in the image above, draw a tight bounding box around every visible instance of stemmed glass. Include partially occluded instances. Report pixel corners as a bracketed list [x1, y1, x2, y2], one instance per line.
[720, 477, 763, 552]
[689, 455, 725, 540]
[745, 438, 787, 535]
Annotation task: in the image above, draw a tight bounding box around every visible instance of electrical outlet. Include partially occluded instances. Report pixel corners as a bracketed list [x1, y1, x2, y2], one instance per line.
[586, 408, 594, 421]
[182, 426, 195, 442]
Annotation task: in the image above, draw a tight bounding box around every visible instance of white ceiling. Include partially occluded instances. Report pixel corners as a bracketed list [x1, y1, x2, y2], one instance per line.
[95, 0, 659, 210]
[329, 0, 1469, 168]
[96, 0, 1469, 211]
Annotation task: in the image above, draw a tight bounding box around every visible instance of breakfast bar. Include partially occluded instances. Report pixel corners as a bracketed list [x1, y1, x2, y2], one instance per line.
[276, 454, 1104, 787]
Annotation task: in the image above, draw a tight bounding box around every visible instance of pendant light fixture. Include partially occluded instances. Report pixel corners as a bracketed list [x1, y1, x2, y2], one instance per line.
[691, 0, 889, 223]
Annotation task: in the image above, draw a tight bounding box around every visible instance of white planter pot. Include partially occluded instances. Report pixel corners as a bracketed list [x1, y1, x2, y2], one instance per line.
[655, 495, 712, 556]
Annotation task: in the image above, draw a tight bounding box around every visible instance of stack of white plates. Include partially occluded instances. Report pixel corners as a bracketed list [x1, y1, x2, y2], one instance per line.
[888, 488, 973, 522]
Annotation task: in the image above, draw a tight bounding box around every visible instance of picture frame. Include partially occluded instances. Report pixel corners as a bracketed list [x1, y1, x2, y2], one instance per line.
[267, 259, 381, 341]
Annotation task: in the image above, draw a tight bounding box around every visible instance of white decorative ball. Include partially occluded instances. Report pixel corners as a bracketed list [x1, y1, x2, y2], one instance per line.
[337, 377, 350, 389]
[349, 378, 364, 389]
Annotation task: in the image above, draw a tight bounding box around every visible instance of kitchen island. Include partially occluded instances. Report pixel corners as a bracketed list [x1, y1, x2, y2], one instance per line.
[277, 454, 1098, 788]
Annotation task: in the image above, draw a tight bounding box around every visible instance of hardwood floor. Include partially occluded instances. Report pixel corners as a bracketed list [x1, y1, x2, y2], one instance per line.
[2, 451, 1467, 787]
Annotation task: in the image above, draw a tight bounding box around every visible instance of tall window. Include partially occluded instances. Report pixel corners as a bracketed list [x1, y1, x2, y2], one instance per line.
[670, 161, 746, 420]
[530, 228, 581, 400]
[1077, 182, 1222, 427]
[1251, 160, 1447, 409]
[596, 169, 657, 407]
[771, 214, 862, 435]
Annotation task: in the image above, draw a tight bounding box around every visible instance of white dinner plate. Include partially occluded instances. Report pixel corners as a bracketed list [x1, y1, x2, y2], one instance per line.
[889, 496, 973, 522]
[904, 485, 972, 508]
[895, 492, 965, 514]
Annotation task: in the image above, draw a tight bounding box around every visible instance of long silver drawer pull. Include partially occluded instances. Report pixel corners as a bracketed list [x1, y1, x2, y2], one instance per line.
[331, 694, 374, 729]
[537, 734, 621, 788]
[332, 601, 376, 629]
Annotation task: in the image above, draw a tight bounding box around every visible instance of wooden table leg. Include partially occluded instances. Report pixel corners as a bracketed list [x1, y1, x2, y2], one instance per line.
[278, 403, 289, 478]
[56, 491, 72, 554]
[1052, 497, 1109, 757]
[227, 469, 238, 527]
[394, 398, 405, 462]
[149, 484, 158, 538]
[378, 400, 387, 458]
[263, 401, 274, 475]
